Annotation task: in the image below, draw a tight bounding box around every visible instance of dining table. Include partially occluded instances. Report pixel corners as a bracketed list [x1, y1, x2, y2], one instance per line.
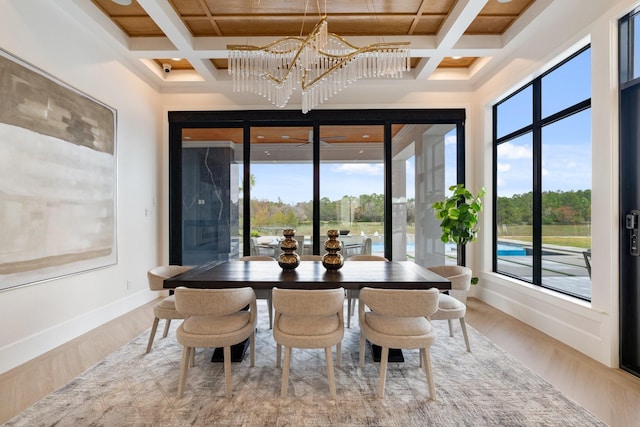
[163, 260, 451, 291]
[163, 259, 451, 363]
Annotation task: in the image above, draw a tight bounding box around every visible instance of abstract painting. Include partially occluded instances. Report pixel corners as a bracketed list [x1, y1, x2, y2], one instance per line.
[0, 49, 116, 290]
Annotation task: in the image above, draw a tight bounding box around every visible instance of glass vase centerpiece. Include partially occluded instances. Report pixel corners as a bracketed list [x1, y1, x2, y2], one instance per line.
[278, 229, 300, 270]
[322, 229, 344, 271]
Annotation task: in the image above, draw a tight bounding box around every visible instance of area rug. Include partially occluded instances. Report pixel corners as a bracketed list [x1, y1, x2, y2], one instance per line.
[6, 302, 605, 426]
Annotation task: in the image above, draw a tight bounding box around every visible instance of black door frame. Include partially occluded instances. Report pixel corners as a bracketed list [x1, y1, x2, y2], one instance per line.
[168, 108, 466, 264]
[619, 11, 640, 378]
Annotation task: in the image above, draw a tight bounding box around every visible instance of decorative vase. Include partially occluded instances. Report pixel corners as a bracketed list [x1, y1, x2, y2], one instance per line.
[322, 229, 344, 271]
[278, 229, 300, 270]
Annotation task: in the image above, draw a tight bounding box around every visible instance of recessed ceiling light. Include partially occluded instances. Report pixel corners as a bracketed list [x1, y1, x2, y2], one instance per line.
[451, 56, 462, 60]
[359, 150, 364, 154]
[497, 0, 512, 3]
[362, 135, 370, 138]
[112, 0, 132, 5]
[257, 135, 264, 139]
[183, 136, 191, 140]
[281, 135, 290, 139]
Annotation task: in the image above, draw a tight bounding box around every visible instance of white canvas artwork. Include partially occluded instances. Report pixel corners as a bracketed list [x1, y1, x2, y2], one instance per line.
[0, 49, 116, 290]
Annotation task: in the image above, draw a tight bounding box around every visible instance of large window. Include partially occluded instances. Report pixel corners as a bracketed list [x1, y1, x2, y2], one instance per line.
[493, 46, 592, 300]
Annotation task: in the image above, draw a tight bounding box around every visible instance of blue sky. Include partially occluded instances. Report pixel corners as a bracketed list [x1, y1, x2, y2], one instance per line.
[496, 48, 591, 197]
[246, 131, 458, 205]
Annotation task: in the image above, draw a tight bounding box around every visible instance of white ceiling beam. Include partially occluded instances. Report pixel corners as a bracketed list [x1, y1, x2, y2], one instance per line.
[415, 0, 488, 80]
[136, 0, 218, 82]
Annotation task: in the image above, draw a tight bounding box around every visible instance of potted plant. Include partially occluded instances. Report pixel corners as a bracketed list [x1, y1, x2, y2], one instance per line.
[432, 184, 486, 269]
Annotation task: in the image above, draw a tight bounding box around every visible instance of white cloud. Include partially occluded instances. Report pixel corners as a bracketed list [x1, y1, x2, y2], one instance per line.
[497, 162, 511, 172]
[333, 163, 383, 175]
[498, 142, 532, 159]
[445, 134, 456, 145]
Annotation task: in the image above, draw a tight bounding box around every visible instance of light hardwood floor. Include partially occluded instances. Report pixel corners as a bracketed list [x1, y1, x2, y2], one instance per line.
[1, 298, 639, 426]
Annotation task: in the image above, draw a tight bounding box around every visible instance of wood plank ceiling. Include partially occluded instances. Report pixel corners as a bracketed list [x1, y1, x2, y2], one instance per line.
[78, 0, 541, 143]
[87, 0, 537, 79]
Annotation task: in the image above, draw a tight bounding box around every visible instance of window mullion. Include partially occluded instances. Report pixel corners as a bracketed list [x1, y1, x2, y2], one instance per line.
[532, 79, 543, 284]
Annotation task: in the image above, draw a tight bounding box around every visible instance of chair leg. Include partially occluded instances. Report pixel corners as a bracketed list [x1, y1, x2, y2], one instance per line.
[281, 346, 292, 398]
[359, 334, 366, 367]
[249, 332, 256, 367]
[177, 346, 191, 398]
[460, 317, 471, 352]
[336, 342, 342, 368]
[276, 344, 281, 368]
[325, 346, 336, 399]
[162, 319, 172, 338]
[378, 346, 389, 398]
[421, 346, 436, 401]
[267, 298, 273, 329]
[347, 296, 352, 328]
[224, 346, 232, 398]
[146, 317, 160, 354]
[448, 319, 454, 337]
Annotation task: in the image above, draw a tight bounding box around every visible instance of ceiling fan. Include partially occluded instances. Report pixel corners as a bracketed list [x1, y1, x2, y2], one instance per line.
[294, 130, 346, 147]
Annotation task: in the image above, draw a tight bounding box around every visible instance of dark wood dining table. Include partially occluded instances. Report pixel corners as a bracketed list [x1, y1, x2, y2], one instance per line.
[164, 259, 450, 363]
[163, 260, 451, 291]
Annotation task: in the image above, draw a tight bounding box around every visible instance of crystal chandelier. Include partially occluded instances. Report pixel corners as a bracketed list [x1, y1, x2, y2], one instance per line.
[227, 17, 411, 113]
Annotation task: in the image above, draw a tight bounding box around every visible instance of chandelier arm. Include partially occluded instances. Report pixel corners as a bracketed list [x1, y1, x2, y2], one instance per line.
[300, 46, 409, 90]
[227, 15, 411, 113]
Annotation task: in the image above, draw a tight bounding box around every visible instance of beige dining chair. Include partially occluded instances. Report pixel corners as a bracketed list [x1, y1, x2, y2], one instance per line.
[345, 255, 389, 328]
[146, 265, 193, 354]
[272, 287, 345, 399]
[358, 287, 440, 399]
[238, 255, 276, 328]
[427, 265, 472, 352]
[174, 286, 257, 399]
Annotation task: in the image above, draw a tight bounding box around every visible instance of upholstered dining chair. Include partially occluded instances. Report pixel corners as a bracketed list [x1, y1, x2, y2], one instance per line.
[174, 286, 257, 399]
[238, 255, 276, 328]
[426, 265, 472, 352]
[146, 265, 193, 354]
[345, 255, 389, 328]
[272, 287, 345, 399]
[358, 287, 440, 399]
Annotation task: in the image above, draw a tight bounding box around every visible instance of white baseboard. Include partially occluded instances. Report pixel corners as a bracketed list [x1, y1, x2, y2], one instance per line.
[0, 291, 156, 374]
[474, 273, 613, 367]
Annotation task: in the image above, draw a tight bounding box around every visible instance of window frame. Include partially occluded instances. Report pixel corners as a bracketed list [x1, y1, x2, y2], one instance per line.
[492, 45, 592, 300]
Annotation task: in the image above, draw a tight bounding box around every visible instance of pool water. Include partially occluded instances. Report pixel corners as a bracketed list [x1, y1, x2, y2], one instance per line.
[370, 241, 526, 256]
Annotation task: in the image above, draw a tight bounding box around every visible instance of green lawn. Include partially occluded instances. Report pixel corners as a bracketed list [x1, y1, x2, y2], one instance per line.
[499, 224, 591, 248]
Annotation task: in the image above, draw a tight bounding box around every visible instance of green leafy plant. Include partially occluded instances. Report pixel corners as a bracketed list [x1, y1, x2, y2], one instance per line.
[433, 184, 486, 246]
[433, 184, 485, 280]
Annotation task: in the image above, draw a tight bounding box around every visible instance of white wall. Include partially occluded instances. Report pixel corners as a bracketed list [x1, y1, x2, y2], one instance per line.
[0, 1, 162, 374]
[469, 0, 635, 367]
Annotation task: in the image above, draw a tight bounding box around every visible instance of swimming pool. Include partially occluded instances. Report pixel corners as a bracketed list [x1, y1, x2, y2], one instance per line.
[370, 241, 526, 256]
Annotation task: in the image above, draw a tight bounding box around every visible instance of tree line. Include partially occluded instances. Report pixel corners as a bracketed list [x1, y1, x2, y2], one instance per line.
[497, 189, 590, 225]
[248, 193, 393, 228]
[247, 188, 591, 229]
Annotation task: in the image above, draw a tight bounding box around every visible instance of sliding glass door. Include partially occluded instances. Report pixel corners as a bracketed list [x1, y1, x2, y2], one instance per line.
[168, 110, 465, 268]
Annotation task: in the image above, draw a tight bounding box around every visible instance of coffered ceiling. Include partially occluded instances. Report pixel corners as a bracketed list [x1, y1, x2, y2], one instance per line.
[70, 0, 545, 92]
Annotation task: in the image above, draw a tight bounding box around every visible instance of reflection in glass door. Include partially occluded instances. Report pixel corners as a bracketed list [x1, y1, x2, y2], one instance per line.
[180, 128, 242, 265]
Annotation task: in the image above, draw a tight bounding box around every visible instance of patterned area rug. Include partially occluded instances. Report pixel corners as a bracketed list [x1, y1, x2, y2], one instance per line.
[7, 301, 605, 426]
